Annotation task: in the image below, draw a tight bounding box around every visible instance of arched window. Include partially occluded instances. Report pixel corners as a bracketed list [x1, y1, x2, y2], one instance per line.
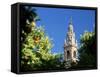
[73, 51, 76, 58]
[67, 51, 70, 59]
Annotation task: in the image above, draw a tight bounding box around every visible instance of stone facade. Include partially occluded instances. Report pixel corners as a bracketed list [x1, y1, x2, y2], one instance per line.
[64, 17, 78, 63]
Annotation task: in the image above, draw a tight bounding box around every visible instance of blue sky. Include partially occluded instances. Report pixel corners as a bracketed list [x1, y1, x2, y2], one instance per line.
[32, 7, 95, 54]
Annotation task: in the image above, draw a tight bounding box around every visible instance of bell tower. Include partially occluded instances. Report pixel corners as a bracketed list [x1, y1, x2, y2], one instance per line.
[64, 17, 78, 63]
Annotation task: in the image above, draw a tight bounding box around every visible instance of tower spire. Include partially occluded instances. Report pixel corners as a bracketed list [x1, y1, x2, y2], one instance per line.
[68, 16, 73, 32]
[69, 16, 72, 25]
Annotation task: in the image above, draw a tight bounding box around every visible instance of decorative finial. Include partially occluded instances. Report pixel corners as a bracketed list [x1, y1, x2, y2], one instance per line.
[64, 39, 67, 47]
[64, 39, 67, 44]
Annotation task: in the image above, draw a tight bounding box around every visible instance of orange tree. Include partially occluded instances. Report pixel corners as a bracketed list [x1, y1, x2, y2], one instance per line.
[20, 6, 63, 71]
